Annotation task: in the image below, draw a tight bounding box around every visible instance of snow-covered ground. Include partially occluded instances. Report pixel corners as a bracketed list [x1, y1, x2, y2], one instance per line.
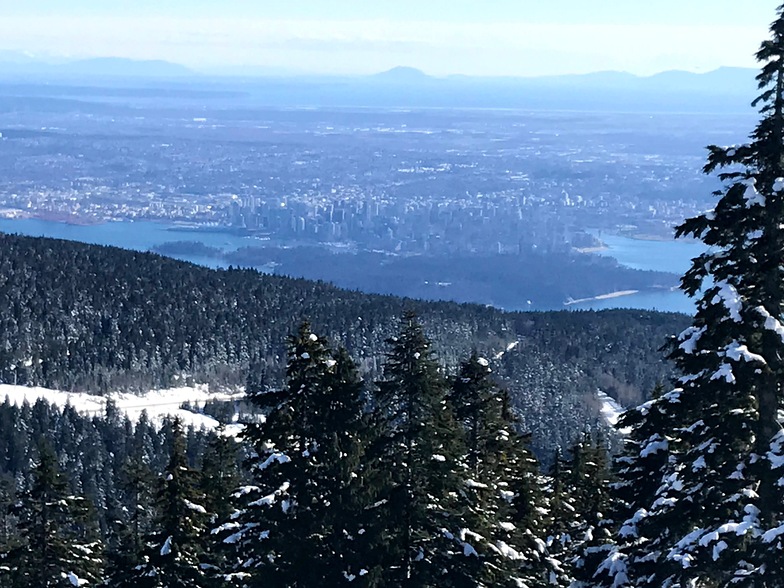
[597, 390, 626, 430]
[493, 340, 519, 361]
[0, 383, 245, 434]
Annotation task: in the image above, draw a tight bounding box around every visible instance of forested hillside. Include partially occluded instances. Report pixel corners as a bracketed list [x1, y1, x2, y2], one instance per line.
[0, 232, 686, 456]
[0, 317, 626, 587]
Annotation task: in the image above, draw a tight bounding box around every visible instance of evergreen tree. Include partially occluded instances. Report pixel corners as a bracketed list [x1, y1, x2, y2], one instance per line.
[200, 428, 241, 528]
[103, 452, 156, 587]
[604, 5, 784, 586]
[0, 472, 19, 583]
[198, 427, 241, 583]
[6, 439, 104, 587]
[449, 353, 554, 587]
[129, 418, 214, 588]
[567, 434, 613, 588]
[220, 324, 372, 586]
[364, 312, 468, 588]
[592, 386, 676, 588]
[544, 448, 580, 587]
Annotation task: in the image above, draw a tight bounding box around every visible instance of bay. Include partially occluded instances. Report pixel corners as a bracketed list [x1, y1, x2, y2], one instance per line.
[0, 218, 702, 314]
[568, 233, 705, 314]
[0, 218, 242, 269]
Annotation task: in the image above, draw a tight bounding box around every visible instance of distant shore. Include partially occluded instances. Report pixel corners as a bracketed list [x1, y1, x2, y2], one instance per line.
[564, 289, 640, 306]
[573, 244, 609, 254]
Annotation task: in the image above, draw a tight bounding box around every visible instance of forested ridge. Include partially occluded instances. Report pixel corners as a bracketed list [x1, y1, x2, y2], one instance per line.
[0, 232, 685, 456]
[0, 233, 688, 585]
[0, 316, 625, 587]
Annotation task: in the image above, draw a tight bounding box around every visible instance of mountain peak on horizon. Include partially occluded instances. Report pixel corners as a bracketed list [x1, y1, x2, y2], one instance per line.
[65, 57, 194, 77]
[0, 55, 194, 79]
[372, 66, 431, 81]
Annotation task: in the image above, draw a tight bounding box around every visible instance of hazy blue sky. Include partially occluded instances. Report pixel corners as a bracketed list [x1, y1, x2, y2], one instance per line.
[0, 1, 779, 76]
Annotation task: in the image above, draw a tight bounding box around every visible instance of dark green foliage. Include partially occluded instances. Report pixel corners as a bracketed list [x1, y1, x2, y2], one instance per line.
[540, 436, 614, 587]
[592, 386, 678, 588]
[363, 313, 468, 587]
[200, 430, 241, 527]
[128, 419, 214, 588]
[5, 440, 104, 587]
[222, 324, 373, 586]
[0, 311, 640, 586]
[449, 354, 554, 587]
[103, 452, 156, 587]
[566, 435, 613, 588]
[0, 472, 18, 574]
[197, 429, 242, 582]
[222, 244, 678, 311]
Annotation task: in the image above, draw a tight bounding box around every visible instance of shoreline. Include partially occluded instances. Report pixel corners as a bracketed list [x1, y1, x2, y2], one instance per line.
[564, 289, 640, 306]
[573, 245, 609, 254]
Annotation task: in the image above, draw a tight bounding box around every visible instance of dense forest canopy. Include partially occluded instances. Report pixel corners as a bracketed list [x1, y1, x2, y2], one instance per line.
[0, 232, 685, 457]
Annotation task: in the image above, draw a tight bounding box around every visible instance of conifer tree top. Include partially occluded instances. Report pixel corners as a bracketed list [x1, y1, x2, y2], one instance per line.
[603, 5, 784, 587]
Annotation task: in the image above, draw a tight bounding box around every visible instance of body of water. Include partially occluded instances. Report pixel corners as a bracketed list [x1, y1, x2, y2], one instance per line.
[569, 233, 705, 314]
[0, 218, 702, 314]
[591, 234, 705, 275]
[0, 218, 245, 269]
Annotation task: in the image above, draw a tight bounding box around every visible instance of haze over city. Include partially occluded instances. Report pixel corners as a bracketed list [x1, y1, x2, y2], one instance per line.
[0, 0, 776, 76]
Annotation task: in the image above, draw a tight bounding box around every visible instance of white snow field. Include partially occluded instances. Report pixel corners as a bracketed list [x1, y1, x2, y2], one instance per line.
[0, 383, 244, 434]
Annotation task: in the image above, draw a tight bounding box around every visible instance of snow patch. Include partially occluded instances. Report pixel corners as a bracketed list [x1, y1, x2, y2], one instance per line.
[597, 390, 626, 430]
[763, 523, 784, 543]
[678, 326, 706, 355]
[465, 479, 489, 489]
[160, 536, 173, 556]
[65, 572, 86, 587]
[743, 178, 766, 206]
[710, 364, 736, 384]
[768, 431, 784, 470]
[184, 499, 207, 514]
[0, 383, 244, 432]
[757, 306, 784, 344]
[712, 281, 742, 322]
[493, 341, 519, 361]
[725, 341, 766, 365]
[640, 437, 667, 458]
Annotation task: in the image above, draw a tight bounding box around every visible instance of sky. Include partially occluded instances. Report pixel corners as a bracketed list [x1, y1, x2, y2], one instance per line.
[0, 1, 778, 77]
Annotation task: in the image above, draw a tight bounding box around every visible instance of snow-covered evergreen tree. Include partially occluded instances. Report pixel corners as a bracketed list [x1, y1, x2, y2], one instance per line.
[363, 312, 468, 587]
[449, 353, 554, 587]
[0, 473, 19, 583]
[566, 434, 613, 588]
[601, 5, 784, 586]
[220, 323, 371, 586]
[592, 386, 676, 588]
[6, 439, 104, 587]
[544, 447, 581, 587]
[127, 418, 214, 588]
[198, 427, 241, 580]
[103, 452, 156, 587]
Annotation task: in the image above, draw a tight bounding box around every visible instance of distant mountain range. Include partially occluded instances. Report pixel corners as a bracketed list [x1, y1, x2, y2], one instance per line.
[371, 65, 757, 95]
[0, 55, 760, 112]
[0, 53, 756, 88]
[0, 56, 193, 78]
